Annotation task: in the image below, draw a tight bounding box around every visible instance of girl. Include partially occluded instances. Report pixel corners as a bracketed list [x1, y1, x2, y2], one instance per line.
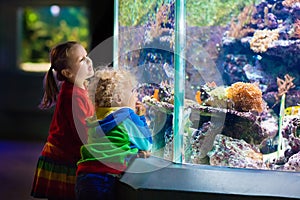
[75, 68, 152, 200]
[31, 41, 95, 200]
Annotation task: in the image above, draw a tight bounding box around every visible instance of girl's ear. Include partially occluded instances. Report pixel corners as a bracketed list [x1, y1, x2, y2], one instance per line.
[61, 68, 73, 79]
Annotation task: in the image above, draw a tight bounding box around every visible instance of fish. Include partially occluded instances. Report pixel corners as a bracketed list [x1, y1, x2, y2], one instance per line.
[253, 55, 262, 60]
[285, 106, 300, 116]
[195, 90, 202, 104]
[152, 89, 160, 101]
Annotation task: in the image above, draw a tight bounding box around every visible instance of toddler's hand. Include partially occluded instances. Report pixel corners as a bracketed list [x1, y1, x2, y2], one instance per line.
[85, 115, 98, 127]
[137, 150, 151, 158]
[135, 101, 146, 116]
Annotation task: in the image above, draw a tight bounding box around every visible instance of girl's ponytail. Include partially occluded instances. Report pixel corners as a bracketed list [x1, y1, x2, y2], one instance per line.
[39, 41, 78, 109]
[39, 66, 59, 109]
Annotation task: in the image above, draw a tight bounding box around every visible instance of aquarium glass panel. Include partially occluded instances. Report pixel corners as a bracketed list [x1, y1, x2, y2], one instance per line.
[118, 0, 176, 158]
[18, 6, 90, 72]
[118, 0, 300, 172]
[184, 0, 300, 172]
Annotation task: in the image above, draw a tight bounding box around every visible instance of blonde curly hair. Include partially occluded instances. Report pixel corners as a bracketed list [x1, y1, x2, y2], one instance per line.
[88, 67, 137, 108]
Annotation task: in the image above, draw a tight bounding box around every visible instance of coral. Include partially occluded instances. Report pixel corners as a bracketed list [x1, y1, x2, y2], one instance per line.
[290, 3, 300, 22]
[282, 116, 300, 158]
[144, 2, 174, 48]
[282, 0, 300, 8]
[266, 13, 279, 29]
[264, 6, 269, 27]
[275, 74, 295, 102]
[283, 151, 300, 171]
[204, 86, 233, 109]
[208, 134, 267, 169]
[191, 122, 223, 164]
[188, 101, 269, 145]
[227, 5, 256, 39]
[295, 19, 300, 38]
[149, 4, 170, 38]
[226, 82, 264, 113]
[289, 19, 300, 39]
[264, 116, 300, 169]
[250, 29, 279, 53]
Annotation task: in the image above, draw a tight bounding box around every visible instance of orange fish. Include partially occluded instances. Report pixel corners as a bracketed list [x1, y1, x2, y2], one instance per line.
[195, 91, 202, 104]
[152, 89, 160, 101]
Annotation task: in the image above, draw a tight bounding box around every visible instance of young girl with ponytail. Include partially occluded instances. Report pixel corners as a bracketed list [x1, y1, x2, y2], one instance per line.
[31, 41, 94, 200]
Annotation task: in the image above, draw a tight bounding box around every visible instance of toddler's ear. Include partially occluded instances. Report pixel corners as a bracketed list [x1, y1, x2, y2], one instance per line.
[113, 94, 122, 106]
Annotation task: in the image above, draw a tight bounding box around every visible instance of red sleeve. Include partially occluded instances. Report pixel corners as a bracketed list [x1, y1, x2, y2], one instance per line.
[72, 94, 94, 144]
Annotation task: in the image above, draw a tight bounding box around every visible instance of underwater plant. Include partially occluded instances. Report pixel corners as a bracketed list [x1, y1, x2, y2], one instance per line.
[119, 0, 166, 26]
[275, 74, 295, 158]
[186, 0, 256, 26]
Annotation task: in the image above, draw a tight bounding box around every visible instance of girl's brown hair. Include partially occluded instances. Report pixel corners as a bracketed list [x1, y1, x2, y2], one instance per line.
[39, 41, 79, 109]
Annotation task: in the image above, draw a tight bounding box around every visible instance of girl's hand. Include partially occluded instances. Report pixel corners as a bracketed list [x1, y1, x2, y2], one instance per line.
[135, 101, 146, 116]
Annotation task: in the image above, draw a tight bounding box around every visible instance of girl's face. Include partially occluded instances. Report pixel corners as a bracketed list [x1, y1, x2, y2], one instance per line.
[64, 44, 94, 85]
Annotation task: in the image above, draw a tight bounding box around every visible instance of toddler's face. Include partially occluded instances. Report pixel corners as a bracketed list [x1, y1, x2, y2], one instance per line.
[120, 84, 138, 109]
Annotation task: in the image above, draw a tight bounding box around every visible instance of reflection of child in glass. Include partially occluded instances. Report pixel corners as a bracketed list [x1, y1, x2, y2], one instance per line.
[31, 41, 95, 200]
[75, 68, 152, 200]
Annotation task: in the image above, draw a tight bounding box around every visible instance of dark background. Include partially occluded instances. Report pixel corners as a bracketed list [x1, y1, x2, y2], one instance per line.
[0, 1, 113, 199]
[0, 0, 113, 141]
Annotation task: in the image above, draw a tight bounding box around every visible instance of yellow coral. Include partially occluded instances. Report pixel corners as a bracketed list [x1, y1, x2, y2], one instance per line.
[226, 82, 264, 113]
[250, 29, 279, 53]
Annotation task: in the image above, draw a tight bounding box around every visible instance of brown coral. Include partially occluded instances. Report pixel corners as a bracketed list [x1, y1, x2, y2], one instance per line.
[250, 29, 279, 53]
[290, 19, 300, 39]
[149, 3, 172, 39]
[275, 74, 295, 101]
[227, 5, 256, 39]
[226, 82, 264, 113]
